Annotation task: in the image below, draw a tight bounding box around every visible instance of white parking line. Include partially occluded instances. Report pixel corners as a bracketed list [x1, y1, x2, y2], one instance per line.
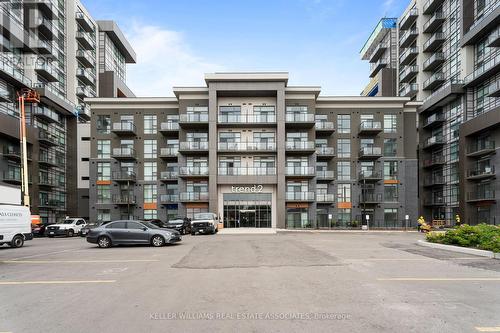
[7, 248, 82, 261]
[1, 259, 159, 264]
[0, 280, 116, 285]
[378, 278, 500, 281]
[476, 327, 500, 332]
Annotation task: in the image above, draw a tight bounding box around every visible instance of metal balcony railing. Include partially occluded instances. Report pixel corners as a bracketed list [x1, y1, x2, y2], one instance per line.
[112, 147, 136, 159]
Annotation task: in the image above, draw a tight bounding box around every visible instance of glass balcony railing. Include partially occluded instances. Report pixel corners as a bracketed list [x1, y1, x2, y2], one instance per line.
[316, 147, 335, 155]
[218, 114, 276, 123]
[286, 192, 315, 201]
[316, 194, 335, 202]
[285, 166, 315, 176]
[160, 171, 179, 180]
[160, 194, 179, 203]
[218, 142, 276, 151]
[179, 142, 209, 150]
[112, 171, 137, 181]
[218, 167, 276, 176]
[285, 141, 315, 150]
[179, 166, 209, 176]
[467, 166, 495, 178]
[159, 147, 179, 157]
[112, 122, 136, 133]
[179, 192, 209, 201]
[179, 113, 208, 123]
[112, 147, 136, 159]
[316, 170, 335, 179]
[285, 113, 314, 123]
[159, 122, 179, 131]
[467, 140, 496, 155]
[359, 146, 382, 157]
[315, 122, 335, 131]
[112, 195, 136, 204]
[359, 121, 382, 132]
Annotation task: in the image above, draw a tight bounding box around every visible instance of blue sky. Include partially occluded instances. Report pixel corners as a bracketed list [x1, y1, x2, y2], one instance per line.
[83, 0, 409, 96]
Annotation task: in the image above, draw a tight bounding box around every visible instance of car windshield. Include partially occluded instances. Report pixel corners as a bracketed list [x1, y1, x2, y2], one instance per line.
[168, 220, 183, 223]
[193, 213, 215, 220]
[63, 219, 77, 224]
[143, 222, 159, 229]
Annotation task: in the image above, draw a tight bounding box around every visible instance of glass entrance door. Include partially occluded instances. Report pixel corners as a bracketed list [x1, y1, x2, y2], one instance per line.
[240, 209, 256, 228]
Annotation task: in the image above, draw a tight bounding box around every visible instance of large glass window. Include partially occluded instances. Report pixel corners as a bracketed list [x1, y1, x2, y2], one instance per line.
[97, 162, 111, 181]
[384, 161, 398, 180]
[97, 185, 111, 203]
[384, 138, 397, 156]
[97, 209, 111, 222]
[337, 161, 351, 180]
[97, 140, 110, 159]
[337, 114, 350, 133]
[144, 115, 157, 134]
[337, 139, 351, 158]
[384, 208, 398, 225]
[144, 139, 157, 159]
[144, 210, 157, 220]
[384, 114, 397, 133]
[144, 184, 157, 203]
[144, 162, 157, 181]
[97, 115, 110, 134]
[337, 184, 351, 202]
[384, 185, 398, 202]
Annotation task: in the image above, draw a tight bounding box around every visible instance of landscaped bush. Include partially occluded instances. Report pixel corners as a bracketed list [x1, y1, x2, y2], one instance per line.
[426, 224, 500, 253]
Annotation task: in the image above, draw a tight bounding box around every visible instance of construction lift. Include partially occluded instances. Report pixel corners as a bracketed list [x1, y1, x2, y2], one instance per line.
[16, 88, 40, 208]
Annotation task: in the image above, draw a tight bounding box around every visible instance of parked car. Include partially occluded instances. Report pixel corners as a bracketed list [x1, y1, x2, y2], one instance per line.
[80, 221, 111, 237]
[191, 213, 219, 235]
[86, 220, 181, 248]
[0, 204, 33, 248]
[164, 218, 192, 235]
[32, 223, 50, 237]
[47, 218, 87, 237]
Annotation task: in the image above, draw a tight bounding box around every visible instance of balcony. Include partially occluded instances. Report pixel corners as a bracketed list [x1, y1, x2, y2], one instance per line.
[2, 146, 21, 160]
[76, 68, 96, 85]
[488, 27, 500, 47]
[218, 142, 276, 152]
[359, 146, 383, 159]
[38, 130, 58, 146]
[423, 196, 445, 206]
[179, 113, 208, 127]
[179, 192, 209, 202]
[360, 192, 383, 204]
[316, 194, 335, 203]
[159, 122, 179, 133]
[38, 175, 57, 188]
[112, 195, 136, 205]
[369, 43, 388, 63]
[488, 81, 500, 97]
[358, 171, 383, 182]
[423, 155, 445, 168]
[112, 171, 137, 182]
[399, 8, 418, 30]
[285, 113, 315, 127]
[399, 83, 419, 98]
[423, 72, 445, 90]
[285, 166, 315, 177]
[422, 113, 445, 129]
[400, 28, 418, 48]
[160, 171, 179, 182]
[36, 17, 55, 40]
[3, 168, 21, 184]
[35, 39, 52, 54]
[423, 0, 444, 14]
[399, 47, 418, 66]
[423, 135, 445, 150]
[76, 105, 91, 120]
[462, 3, 500, 46]
[316, 147, 335, 158]
[358, 121, 382, 135]
[400, 65, 419, 83]
[24, 0, 57, 19]
[423, 12, 445, 33]
[467, 166, 496, 181]
[159, 147, 179, 159]
[369, 59, 388, 78]
[76, 86, 95, 98]
[316, 170, 335, 180]
[466, 141, 496, 157]
[286, 192, 315, 202]
[423, 53, 445, 72]
[75, 12, 94, 32]
[76, 31, 95, 50]
[315, 121, 335, 133]
[111, 147, 136, 160]
[464, 54, 500, 88]
[218, 167, 276, 176]
[111, 122, 136, 136]
[178, 142, 209, 154]
[35, 62, 58, 82]
[160, 194, 179, 204]
[76, 50, 95, 67]
[178, 166, 209, 177]
[423, 175, 445, 187]
[38, 154, 57, 167]
[423, 32, 445, 52]
[285, 141, 315, 153]
[467, 190, 496, 203]
[32, 106, 59, 123]
[218, 114, 276, 126]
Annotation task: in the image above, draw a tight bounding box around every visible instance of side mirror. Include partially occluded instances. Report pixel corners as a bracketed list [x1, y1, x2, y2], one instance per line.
[142, 227, 147, 231]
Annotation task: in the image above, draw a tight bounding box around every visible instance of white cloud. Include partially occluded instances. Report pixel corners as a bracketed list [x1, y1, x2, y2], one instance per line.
[382, 0, 395, 13]
[125, 24, 224, 97]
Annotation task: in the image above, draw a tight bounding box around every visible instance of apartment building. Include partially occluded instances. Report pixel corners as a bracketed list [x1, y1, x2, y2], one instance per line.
[87, 72, 419, 229]
[360, 18, 399, 97]
[0, 0, 135, 224]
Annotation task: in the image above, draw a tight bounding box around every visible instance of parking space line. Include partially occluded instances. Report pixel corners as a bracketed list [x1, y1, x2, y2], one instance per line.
[345, 257, 480, 261]
[8, 248, 82, 261]
[378, 278, 500, 281]
[476, 327, 500, 332]
[0, 280, 116, 285]
[1, 259, 159, 264]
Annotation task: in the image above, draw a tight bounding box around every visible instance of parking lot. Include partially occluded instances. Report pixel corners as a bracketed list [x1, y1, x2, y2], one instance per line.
[0, 232, 499, 333]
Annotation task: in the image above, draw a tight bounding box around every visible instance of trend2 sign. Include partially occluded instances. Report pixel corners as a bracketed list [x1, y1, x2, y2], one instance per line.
[231, 185, 264, 193]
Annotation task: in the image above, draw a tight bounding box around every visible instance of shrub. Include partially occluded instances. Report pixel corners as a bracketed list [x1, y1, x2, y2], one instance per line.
[426, 224, 500, 253]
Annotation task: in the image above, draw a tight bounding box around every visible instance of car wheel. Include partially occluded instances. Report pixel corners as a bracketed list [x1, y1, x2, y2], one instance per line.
[97, 236, 112, 248]
[67, 229, 74, 237]
[10, 235, 24, 248]
[151, 235, 165, 247]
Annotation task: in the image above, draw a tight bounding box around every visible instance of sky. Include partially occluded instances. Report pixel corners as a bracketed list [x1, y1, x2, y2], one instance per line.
[82, 0, 409, 97]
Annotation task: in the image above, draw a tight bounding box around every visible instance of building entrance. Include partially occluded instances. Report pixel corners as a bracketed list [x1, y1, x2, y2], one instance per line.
[223, 193, 272, 228]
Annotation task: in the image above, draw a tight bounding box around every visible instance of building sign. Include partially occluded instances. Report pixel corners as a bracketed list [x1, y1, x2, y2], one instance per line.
[231, 185, 264, 193]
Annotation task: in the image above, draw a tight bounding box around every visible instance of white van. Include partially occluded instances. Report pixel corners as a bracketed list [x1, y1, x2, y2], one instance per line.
[0, 205, 33, 248]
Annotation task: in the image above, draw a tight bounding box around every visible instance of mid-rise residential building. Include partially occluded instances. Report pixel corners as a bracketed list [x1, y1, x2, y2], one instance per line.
[0, 0, 135, 224]
[87, 72, 419, 229]
[360, 18, 399, 97]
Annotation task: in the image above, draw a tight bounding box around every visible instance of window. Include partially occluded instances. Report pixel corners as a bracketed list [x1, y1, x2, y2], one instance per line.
[97, 115, 111, 134]
[81, 137, 90, 141]
[97, 140, 110, 159]
[337, 139, 351, 158]
[144, 184, 157, 203]
[97, 185, 111, 203]
[384, 208, 398, 224]
[127, 221, 146, 230]
[337, 184, 351, 202]
[383, 161, 398, 180]
[97, 209, 110, 222]
[107, 221, 126, 229]
[338, 209, 351, 225]
[144, 115, 157, 134]
[144, 162, 157, 181]
[384, 138, 397, 156]
[337, 161, 351, 180]
[337, 115, 350, 133]
[97, 162, 111, 181]
[144, 140, 157, 159]
[384, 185, 398, 202]
[384, 114, 397, 133]
[143, 210, 157, 220]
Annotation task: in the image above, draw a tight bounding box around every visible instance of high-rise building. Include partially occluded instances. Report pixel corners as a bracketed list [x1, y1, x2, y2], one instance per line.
[0, 0, 135, 224]
[87, 72, 419, 229]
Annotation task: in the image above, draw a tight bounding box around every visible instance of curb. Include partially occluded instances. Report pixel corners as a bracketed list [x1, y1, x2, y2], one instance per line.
[277, 229, 418, 233]
[417, 240, 498, 259]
